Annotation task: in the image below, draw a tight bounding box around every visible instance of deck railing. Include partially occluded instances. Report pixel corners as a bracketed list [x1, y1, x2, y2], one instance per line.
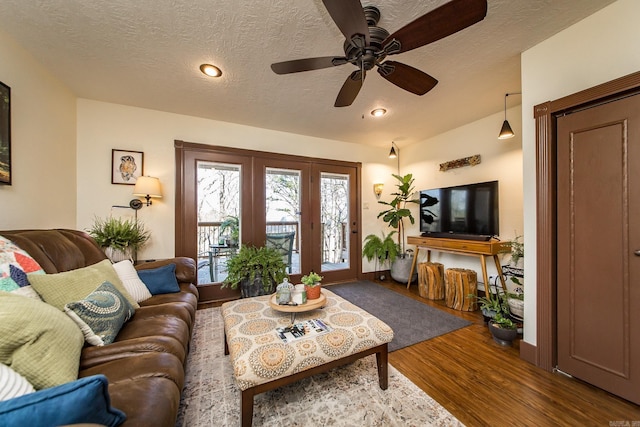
[197, 221, 300, 258]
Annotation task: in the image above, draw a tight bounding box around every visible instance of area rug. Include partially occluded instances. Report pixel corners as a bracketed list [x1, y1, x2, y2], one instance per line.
[175, 307, 463, 427]
[328, 281, 471, 352]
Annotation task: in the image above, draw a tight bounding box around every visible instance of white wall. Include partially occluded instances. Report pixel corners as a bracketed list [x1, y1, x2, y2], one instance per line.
[0, 29, 77, 229]
[521, 0, 640, 345]
[76, 99, 393, 262]
[400, 106, 523, 287]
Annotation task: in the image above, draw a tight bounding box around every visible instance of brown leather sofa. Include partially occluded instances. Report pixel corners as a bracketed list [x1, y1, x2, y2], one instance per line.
[0, 229, 199, 427]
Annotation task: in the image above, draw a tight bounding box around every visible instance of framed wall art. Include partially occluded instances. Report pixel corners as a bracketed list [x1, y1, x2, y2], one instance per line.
[0, 81, 11, 185]
[111, 149, 143, 185]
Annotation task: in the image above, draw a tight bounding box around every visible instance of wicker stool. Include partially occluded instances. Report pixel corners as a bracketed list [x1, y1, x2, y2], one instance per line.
[445, 268, 478, 311]
[418, 262, 445, 300]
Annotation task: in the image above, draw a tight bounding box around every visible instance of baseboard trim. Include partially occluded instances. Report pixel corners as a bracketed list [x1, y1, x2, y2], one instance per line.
[520, 340, 538, 366]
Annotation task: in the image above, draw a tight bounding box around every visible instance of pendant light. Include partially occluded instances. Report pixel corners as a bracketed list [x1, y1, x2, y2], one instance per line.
[498, 92, 521, 140]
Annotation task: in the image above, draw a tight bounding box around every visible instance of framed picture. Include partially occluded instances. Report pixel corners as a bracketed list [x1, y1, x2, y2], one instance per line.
[0, 81, 11, 185]
[111, 149, 143, 185]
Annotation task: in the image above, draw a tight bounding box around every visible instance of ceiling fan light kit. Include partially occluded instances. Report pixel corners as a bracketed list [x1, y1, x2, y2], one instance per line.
[271, 0, 488, 107]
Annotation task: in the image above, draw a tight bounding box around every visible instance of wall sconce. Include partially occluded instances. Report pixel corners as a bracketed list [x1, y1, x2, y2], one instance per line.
[498, 92, 521, 140]
[130, 176, 162, 209]
[373, 183, 384, 198]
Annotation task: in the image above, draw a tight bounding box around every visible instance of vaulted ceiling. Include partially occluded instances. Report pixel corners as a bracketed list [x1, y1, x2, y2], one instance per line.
[0, 0, 615, 147]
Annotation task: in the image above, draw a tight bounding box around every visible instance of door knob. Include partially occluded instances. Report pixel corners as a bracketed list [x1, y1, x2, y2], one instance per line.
[635, 250, 640, 256]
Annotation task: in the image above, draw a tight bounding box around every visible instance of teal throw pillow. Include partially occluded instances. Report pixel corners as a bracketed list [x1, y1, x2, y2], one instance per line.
[64, 281, 136, 346]
[0, 374, 126, 427]
[137, 263, 180, 295]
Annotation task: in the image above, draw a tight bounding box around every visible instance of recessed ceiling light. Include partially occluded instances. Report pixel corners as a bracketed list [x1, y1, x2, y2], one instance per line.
[371, 108, 387, 117]
[200, 64, 222, 77]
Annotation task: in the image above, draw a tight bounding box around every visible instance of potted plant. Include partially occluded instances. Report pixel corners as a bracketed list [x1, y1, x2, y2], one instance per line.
[222, 245, 288, 298]
[219, 216, 239, 247]
[503, 234, 524, 319]
[488, 312, 518, 346]
[88, 216, 150, 262]
[362, 231, 398, 280]
[301, 271, 323, 299]
[377, 173, 420, 284]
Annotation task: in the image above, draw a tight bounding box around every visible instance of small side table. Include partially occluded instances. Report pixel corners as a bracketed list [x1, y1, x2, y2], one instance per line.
[208, 244, 231, 282]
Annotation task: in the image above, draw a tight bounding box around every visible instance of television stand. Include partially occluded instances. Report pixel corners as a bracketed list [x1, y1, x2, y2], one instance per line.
[406, 236, 511, 292]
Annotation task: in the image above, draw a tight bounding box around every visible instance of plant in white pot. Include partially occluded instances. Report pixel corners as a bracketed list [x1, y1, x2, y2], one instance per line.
[89, 216, 150, 262]
[377, 173, 420, 284]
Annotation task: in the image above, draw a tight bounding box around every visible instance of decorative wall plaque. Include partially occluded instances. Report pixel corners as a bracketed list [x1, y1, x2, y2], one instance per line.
[439, 154, 481, 172]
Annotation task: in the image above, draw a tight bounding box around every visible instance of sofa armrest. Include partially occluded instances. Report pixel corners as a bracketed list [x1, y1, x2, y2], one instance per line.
[135, 257, 196, 284]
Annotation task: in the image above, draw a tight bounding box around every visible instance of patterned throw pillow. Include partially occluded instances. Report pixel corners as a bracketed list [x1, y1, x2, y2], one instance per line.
[0, 236, 44, 299]
[64, 281, 136, 346]
[0, 364, 34, 401]
[112, 260, 152, 303]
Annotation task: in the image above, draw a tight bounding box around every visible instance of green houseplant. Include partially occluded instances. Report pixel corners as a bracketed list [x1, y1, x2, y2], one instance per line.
[88, 216, 150, 262]
[377, 173, 420, 283]
[362, 231, 398, 280]
[219, 216, 239, 246]
[488, 311, 518, 346]
[301, 271, 323, 299]
[222, 245, 288, 298]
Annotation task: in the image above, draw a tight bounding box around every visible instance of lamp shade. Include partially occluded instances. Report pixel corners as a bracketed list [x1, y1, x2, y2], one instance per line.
[133, 176, 162, 198]
[389, 146, 397, 159]
[498, 120, 515, 139]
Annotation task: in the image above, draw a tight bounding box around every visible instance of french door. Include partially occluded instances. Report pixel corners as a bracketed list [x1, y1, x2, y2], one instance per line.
[175, 141, 361, 299]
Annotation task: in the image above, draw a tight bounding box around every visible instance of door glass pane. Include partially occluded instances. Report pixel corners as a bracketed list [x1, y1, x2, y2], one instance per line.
[196, 161, 241, 284]
[320, 172, 349, 272]
[265, 168, 301, 274]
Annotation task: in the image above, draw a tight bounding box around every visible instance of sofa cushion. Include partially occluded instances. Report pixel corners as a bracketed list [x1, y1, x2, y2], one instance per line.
[28, 259, 139, 310]
[0, 364, 34, 401]
[138, 263, 180, 295]
[64, 281, 136, 346]
[0, 236, 44, 300]
[0, 292, 84, 389]
[0, 374, 126, 427]
[112, 260, 152, 302]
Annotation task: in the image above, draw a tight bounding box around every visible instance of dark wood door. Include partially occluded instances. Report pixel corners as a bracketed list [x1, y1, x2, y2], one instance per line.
[557, 93, 640, 404]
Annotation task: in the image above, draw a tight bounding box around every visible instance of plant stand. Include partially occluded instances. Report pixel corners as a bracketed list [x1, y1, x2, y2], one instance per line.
[445, 268, 478, 311]
[418, 262, 444, 300]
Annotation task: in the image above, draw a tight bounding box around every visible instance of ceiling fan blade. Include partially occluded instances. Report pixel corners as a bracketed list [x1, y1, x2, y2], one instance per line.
[271, 56, 347, 74]
[377, 61, 438, 96]
[335, 70, 365, 107]
[322, 0, 370, 46]
[383, 0, 487, 55]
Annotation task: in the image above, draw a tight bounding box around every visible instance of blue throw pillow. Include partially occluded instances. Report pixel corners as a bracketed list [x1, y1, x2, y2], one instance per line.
[0, 374, 126, 427]
[137, 263, 180, 295]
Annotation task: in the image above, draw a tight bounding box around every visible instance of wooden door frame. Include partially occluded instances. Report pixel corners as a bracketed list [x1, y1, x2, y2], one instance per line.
[530, 70, 640, 370]
[175, 140, 363, 300]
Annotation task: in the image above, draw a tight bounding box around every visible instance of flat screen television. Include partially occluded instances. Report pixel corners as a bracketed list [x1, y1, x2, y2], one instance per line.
[419, 180, 499, 241]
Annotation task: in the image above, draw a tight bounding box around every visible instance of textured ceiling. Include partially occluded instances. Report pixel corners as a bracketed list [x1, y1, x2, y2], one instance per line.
[0, 0, 616, 147]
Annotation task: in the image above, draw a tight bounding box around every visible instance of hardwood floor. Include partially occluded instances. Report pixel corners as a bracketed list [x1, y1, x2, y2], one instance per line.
[375, 279, 640, 427]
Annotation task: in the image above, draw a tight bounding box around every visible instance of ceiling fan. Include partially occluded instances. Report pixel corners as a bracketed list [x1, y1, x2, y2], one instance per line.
[271, 0, 488, 107]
